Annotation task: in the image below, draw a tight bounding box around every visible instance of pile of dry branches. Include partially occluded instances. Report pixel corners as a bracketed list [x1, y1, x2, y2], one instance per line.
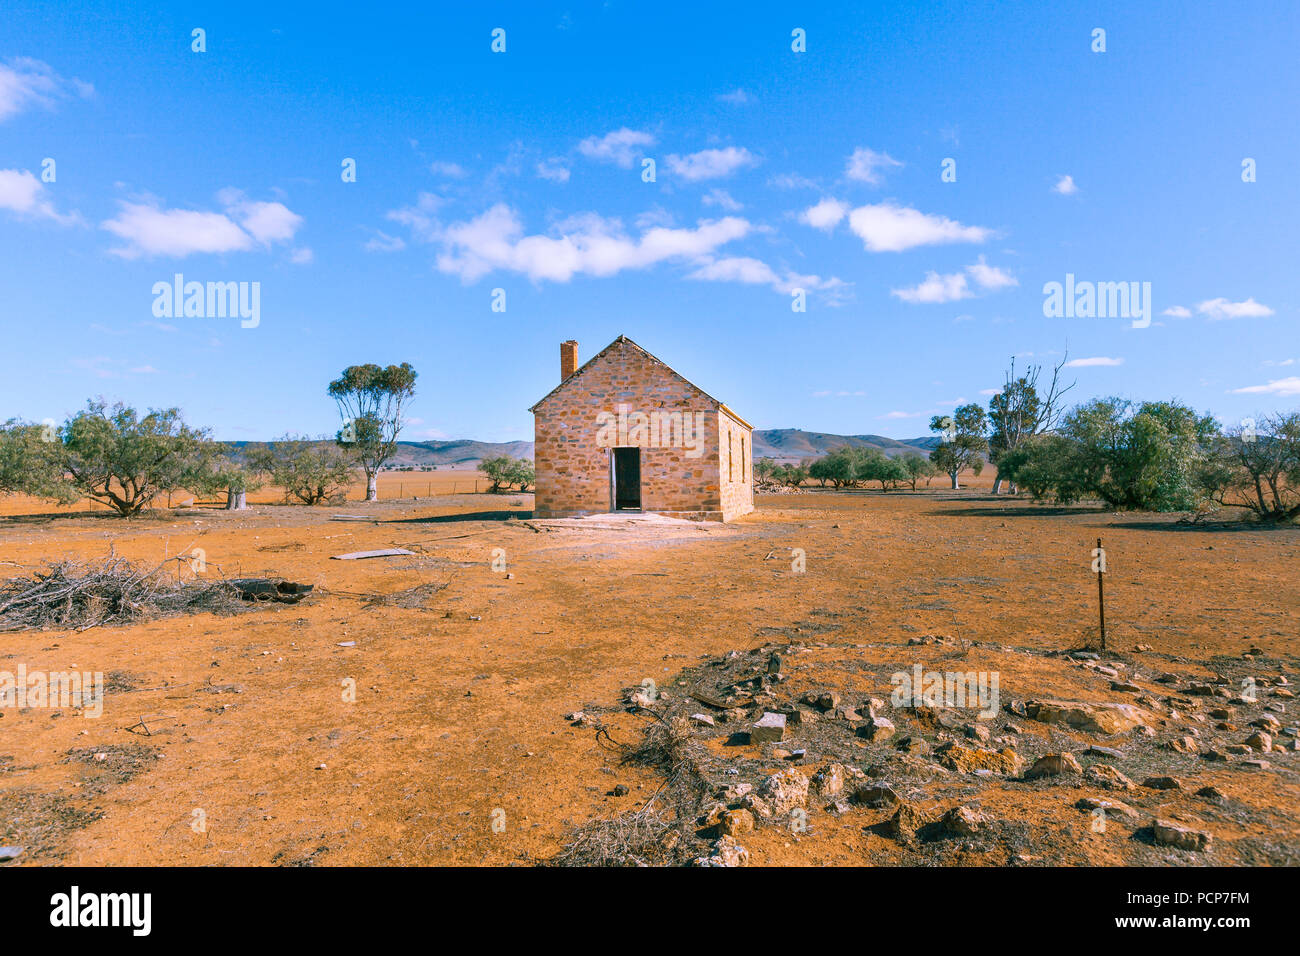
[0, 555, 249, 632]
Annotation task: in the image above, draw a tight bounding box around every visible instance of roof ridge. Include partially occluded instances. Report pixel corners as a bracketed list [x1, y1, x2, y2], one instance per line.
[528, 336, 727, 413]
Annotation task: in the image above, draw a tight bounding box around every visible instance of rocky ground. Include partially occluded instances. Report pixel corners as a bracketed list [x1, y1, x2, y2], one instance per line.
[559, 636, 1296, 866]
[0, 475, 1296, 866]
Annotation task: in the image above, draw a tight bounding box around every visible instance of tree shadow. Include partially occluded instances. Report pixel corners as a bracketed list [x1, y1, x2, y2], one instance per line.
[1105, 518, 1294, 534]
[384, 510, 534, 525]
[931, 504, 1106, 518]
[0, 510, 178, 526]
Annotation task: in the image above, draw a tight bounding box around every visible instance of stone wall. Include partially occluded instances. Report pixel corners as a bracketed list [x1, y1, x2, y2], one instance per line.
[717, 407, 755, 521]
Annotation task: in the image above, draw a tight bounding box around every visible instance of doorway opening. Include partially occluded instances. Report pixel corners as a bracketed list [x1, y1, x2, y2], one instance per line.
[612, 447, 642, 511]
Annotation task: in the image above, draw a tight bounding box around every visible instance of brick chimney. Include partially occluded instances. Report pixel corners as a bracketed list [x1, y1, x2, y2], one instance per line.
[560, 340, 578, 381]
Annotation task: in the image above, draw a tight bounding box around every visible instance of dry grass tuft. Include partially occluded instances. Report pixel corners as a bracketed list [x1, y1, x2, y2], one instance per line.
[0, 555, 251, 632]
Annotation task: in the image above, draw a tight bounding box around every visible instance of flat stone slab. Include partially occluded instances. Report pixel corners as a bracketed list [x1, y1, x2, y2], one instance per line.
[330, 548, 417, 560]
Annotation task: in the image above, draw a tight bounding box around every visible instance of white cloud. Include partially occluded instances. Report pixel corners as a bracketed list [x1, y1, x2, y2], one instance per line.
[0, 167, 79, 223]
[386, 192, 445, 242]
[688, 256, 779, 285]
[1162, 305, 1192, 318]
[686, 255, 845, 298]
[364, 230, 406, 253]
[892, 271, 971, 304]
[716, 88, 753, 105]
[1197, 297, 1275, 320]
[702, 188, 743, 212]
[1064, 357, 1124, 367]
[845, 147, 902, 185]
[846, 202, 991, 252]
[101, 190, 302, 259]
[218, 189, 303, 244]
[1230, 376, 1300, 397]
[433, 204, 751, 283]
[289, 247, 314, 265]
[978, 388, 1001, 396]
[1263, 358, 1295, 367]
[0, 57, 94, 123]
[577, 128, 655, 168]
[665, 146, 757, 181]
[800, 198, 848, 231]
[1053, 174, 1078, 195]
[429, 161, 467, 178]
[964, 256, 1017, 291]
[891, 257, 1016, 303]
[536, 158, 570, 183]
[769, 172, 819, 190]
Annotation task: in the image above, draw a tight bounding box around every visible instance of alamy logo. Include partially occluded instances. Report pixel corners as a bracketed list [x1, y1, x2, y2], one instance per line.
[890, 664, 999, 718]
[595, 404, 707, 458]
[152, 273, 260, 328]
[1, 664, 103, 718]
[1042, 273, 1151, 328]
[50, 886, 151, 936]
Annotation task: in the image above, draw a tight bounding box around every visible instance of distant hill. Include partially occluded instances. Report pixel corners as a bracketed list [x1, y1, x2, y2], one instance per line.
[752, 429, 938, 462]
[385, 439, 535, 468]
[232, 430, 938, 468]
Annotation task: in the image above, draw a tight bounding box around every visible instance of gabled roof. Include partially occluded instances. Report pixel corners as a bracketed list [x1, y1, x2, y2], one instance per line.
[529, 335, 751, 429]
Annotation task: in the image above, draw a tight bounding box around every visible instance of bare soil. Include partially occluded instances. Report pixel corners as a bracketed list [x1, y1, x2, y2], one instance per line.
[1, 473, 1296, 866]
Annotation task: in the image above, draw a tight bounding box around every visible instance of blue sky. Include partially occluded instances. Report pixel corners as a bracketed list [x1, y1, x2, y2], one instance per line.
[1, 0, 1296, 442]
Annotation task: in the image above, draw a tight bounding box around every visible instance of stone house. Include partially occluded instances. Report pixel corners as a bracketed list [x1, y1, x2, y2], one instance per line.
[529, 336, 755, 521]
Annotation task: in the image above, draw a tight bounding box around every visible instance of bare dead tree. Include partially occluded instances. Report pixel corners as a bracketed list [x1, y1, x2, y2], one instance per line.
[989, 351, 1076, 494]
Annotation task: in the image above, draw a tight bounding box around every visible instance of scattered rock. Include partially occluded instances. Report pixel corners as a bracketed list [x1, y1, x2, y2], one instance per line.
[1165, 735, 1200, 754]
[1084, 765, 1136, 791]
[720, 809, 754, 837]
[787, 709, 818, 726]
[815, 691, 840, 712]
[941, 805, 985, 836]
[757, 768, 809, 815]
[1076, 796, 1137, 820]
[1244, 731, 1272, 752]
[1142, 776, 1183, 791]
[1152, 819, 1211, 852]
[853, 783, 901, 809]
[883, 802, 938, 841]
[750, 711, 786, 744]
[1028, 700, 1157, 735]
[857, 716, 895, 742]
[1195, 785, 1226, 803]
[812, 762, 847, 797]
[935, 742, 1022, 775]
[690, 713, 715, 727]
[694, 836, 750, 867]
[1083, 745, 1124, 760]
[1024, 753, 1083, 780]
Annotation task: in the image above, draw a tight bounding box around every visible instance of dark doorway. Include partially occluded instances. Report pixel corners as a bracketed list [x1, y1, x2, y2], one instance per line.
[612, 447, 641, 510]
